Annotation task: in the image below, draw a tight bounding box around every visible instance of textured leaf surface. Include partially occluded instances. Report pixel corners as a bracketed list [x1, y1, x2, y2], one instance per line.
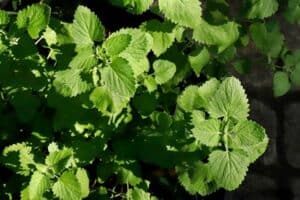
[102, 57, 136, 98]
[141, 20, 176, 56]
[53, 69, 92, 97]
[158, 0, 202, 28]
[153, 59, 176, 84]
[207, 77, 249, 120]
[76, 168, 89, 198]
[45, 148, 73, 173]
[29, 171, 51, 200]
[71, 6, 105, 46]
[177, 85, 202, 112]
[192, 119, 221, 147]
[177, 162, 217, 196]
[52, 171, 81, 200]
[16, 4, 51, 38]
[193, 20, 239, 52]
[69, 46, 97, 71]
[246, 0, 278, 19]
[208, 150, 249, 190]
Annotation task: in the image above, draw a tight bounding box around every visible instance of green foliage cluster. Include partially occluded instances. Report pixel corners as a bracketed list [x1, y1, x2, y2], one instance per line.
[3, 0, 300, 198]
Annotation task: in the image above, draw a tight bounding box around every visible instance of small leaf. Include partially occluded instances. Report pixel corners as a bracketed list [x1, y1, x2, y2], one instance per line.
[52, 171, 81, 200]
[153, 59, 176, 84]
[177, 86, 202, 112]
[273, 71, 291, 97]
[188, 47, 210, 77]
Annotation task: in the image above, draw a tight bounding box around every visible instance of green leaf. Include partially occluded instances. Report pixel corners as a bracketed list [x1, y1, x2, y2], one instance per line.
[133, 92, 157, 116]
[229, 120, 266, 148]
[192, 119, 221, 147]
[158, 0, 202, 28]
[45, 148, 73, 173]
[177, 85, 202, 112]
[208, 150, 249, 190]
[90, 86, 114, 114]
[16, 4, 51, 39]
[102, 57, 136, 98]
[188, 47, 210, 77]
[53, 69, 92, 97]
[69, 46, 97, 71]
[76, 168, 90, 198]
[273, 71, 291, 97]
[0, 10, 9, 26]
[71, 5, 105, 46]
[153, 59, 176, 84]
[140, 20, 176, 57]
[2, 143, 35, 176]
[207, 77, 249, 120]
[198, 78, 220, 108]
[249, 22, 284, 58]
[284, 0, 300, 24]
[28, 171, 51, 200]
[102, 32, 132, 57]
[291, 63, 300, 86]
[127, 188, 151, 200]
[109, 0, 154, 14]
[117, 166, 142, 186]
[246, 0, 278, 19]
[193, 20, 239, 52]
[103, 28, 152, 77]
[176, 161, 218, 196]
[52, 171, 81, 200]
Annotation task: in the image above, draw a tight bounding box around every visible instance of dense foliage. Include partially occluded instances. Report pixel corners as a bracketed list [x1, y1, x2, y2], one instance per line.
[1, 0, 298, 199]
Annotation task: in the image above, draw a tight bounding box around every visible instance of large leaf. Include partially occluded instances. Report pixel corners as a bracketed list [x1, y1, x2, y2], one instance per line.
[16, 4, 51, 39]
[177, 85, 202, 112]
[52, 171, 81, 200]
[102, 57, 136, 98]
[207, 77, 249, 120]
[28, 171, 51, 200]
[71, 6, 105, 46]
[188, 47, 210, 77]
[158, 0, 202, 28]
[193, 20, 239, 52]
[208, 150, 249, 190]
[69, 46, 97, 71]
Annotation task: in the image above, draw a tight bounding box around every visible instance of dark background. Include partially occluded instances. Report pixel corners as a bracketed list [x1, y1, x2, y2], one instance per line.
[1, 0, 300, 199]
